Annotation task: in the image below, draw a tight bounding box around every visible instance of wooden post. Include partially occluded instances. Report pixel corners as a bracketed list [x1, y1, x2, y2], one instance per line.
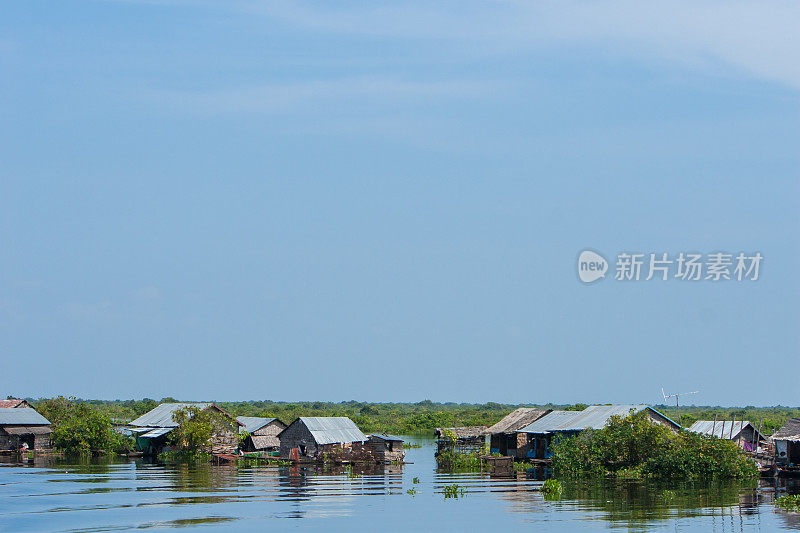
[711, 414, 717, 437]
[729, 415, 735, 440]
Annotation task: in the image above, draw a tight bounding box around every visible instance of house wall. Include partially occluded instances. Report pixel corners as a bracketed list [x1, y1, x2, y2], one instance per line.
[0, 428, 52, 451]
[367, 437, 404, 462]
[278, 421, 319, 458]
[207, 417, 239, 455]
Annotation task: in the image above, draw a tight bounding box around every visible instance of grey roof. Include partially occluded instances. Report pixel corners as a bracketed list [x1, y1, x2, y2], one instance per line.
[295, 417, 368, 445]
[521, 405, 679, 434]
[485, 408, 550, 435]
[0, 407, 50, 426]
[237, 416, 278, 435]
[519, 410, 583, 434]
[370, 434, 404, 442]
[772, 418, 800, 442]
[688, 420, 760, 440]
[129, 403, 212, 428]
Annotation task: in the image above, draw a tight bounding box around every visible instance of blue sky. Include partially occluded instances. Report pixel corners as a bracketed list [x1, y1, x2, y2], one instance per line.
[1, 1, 798, 405]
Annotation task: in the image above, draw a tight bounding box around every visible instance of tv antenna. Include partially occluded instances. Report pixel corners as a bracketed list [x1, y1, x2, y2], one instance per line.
[661, 388, 699, 427]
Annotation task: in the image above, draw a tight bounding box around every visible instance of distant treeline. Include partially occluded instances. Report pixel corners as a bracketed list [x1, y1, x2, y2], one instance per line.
[21, 398, 800, 436]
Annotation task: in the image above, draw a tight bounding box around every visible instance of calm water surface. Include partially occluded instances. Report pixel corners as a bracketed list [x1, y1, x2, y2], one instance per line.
[1, 437, 798, 532]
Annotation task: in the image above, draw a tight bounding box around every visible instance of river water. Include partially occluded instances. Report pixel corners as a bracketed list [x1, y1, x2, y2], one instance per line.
[1, 437, 798, 532]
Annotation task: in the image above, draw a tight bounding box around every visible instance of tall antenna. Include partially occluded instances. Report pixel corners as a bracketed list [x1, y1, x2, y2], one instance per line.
[661, 388, 699, 427]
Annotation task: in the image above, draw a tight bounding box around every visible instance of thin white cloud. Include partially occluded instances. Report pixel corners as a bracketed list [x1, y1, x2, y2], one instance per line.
[248, 0, 800, 90]
[142, 76, 507, 114]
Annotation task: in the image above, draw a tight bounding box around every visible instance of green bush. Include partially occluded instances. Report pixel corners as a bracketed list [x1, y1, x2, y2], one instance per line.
[551, 411, 757, 480]
[37, 397, 132, 455]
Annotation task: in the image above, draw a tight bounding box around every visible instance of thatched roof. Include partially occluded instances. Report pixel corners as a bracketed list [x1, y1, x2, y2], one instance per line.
[772, 418, 800, 442]
[485, 408, 550, 435]
[434, 426, 487, 439]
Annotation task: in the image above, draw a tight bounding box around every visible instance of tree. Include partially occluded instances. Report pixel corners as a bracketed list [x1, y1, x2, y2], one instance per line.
[169, 406, 229, 453]
[37, 397, 132, 455]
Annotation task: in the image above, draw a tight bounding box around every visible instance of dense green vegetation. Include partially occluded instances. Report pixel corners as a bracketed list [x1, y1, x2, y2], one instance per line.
[776, 494, 800, 511]
[26, 398, 800, 436]
[36, 397, 133, 455]
[551, 412, 758, 480]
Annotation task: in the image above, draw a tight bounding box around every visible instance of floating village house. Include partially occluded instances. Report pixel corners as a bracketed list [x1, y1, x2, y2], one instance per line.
[0, 406, 52, 451]
[486, 408, 551, 458]
[434, 426, 487, 453]
[237, 416, 287, 453]
[127, 403, 241, 456]
[278, 417, 370, 462]
[367, 434, 404, 463]
[688, 420, 766, 452]
[519, 405, 681, 460]
[772, 418, 800, 473]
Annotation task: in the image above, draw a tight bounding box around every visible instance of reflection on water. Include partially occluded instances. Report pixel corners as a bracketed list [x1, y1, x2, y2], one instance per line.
[0, 439, 798, 532]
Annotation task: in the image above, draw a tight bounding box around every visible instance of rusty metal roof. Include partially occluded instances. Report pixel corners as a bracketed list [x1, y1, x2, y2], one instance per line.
[295, 417, 368, 445]
[0, 399, 27, 408]
[0, 407, 50, 426]
[485, 408, 551, 435]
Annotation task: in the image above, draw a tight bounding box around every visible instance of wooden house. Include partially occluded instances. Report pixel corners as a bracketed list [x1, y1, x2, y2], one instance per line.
[0, 407, 52, 451]
[434, 426, 487, 454]
[236, 416, 287, 453]
[772, 418, 800, 474]
[519, 405, 681, 460]
[486, 408, 550, 458]
[688, 420, 767, 452]
[367, 434, 404, 463]
[277, 417, 370, 462]
[126, 403, 241, 456]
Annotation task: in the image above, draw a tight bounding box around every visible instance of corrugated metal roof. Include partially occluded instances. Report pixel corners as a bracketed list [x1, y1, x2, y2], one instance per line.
[370, 434, 404, 442]
[237, 416, 277, 435]
[519, 405, 677, 434]
[0, 407, 50, 426]
[557, 405, 652, 431]
[0, 399, 26, 408]
[129, 403, 212, 428]
[298, 417, 368, 445]
[688, 420, 755, 439]
[519, 410, 583, 433]
[139, 427, 174, 438]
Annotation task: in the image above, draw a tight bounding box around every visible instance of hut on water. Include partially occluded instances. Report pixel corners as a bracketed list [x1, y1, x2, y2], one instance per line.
[277, 417, 370, 462]
[236, 417, 287, 453]
[772, 418, 800, 472]
[367, 434, 405, 463]
[688, 420, 766, 452]
[126, 403, 241, 456]
[519, 405, 681, 460]
[486, 408, 551, 458]
[0, 407, 52, 451]
[434, 426, 487, 454]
